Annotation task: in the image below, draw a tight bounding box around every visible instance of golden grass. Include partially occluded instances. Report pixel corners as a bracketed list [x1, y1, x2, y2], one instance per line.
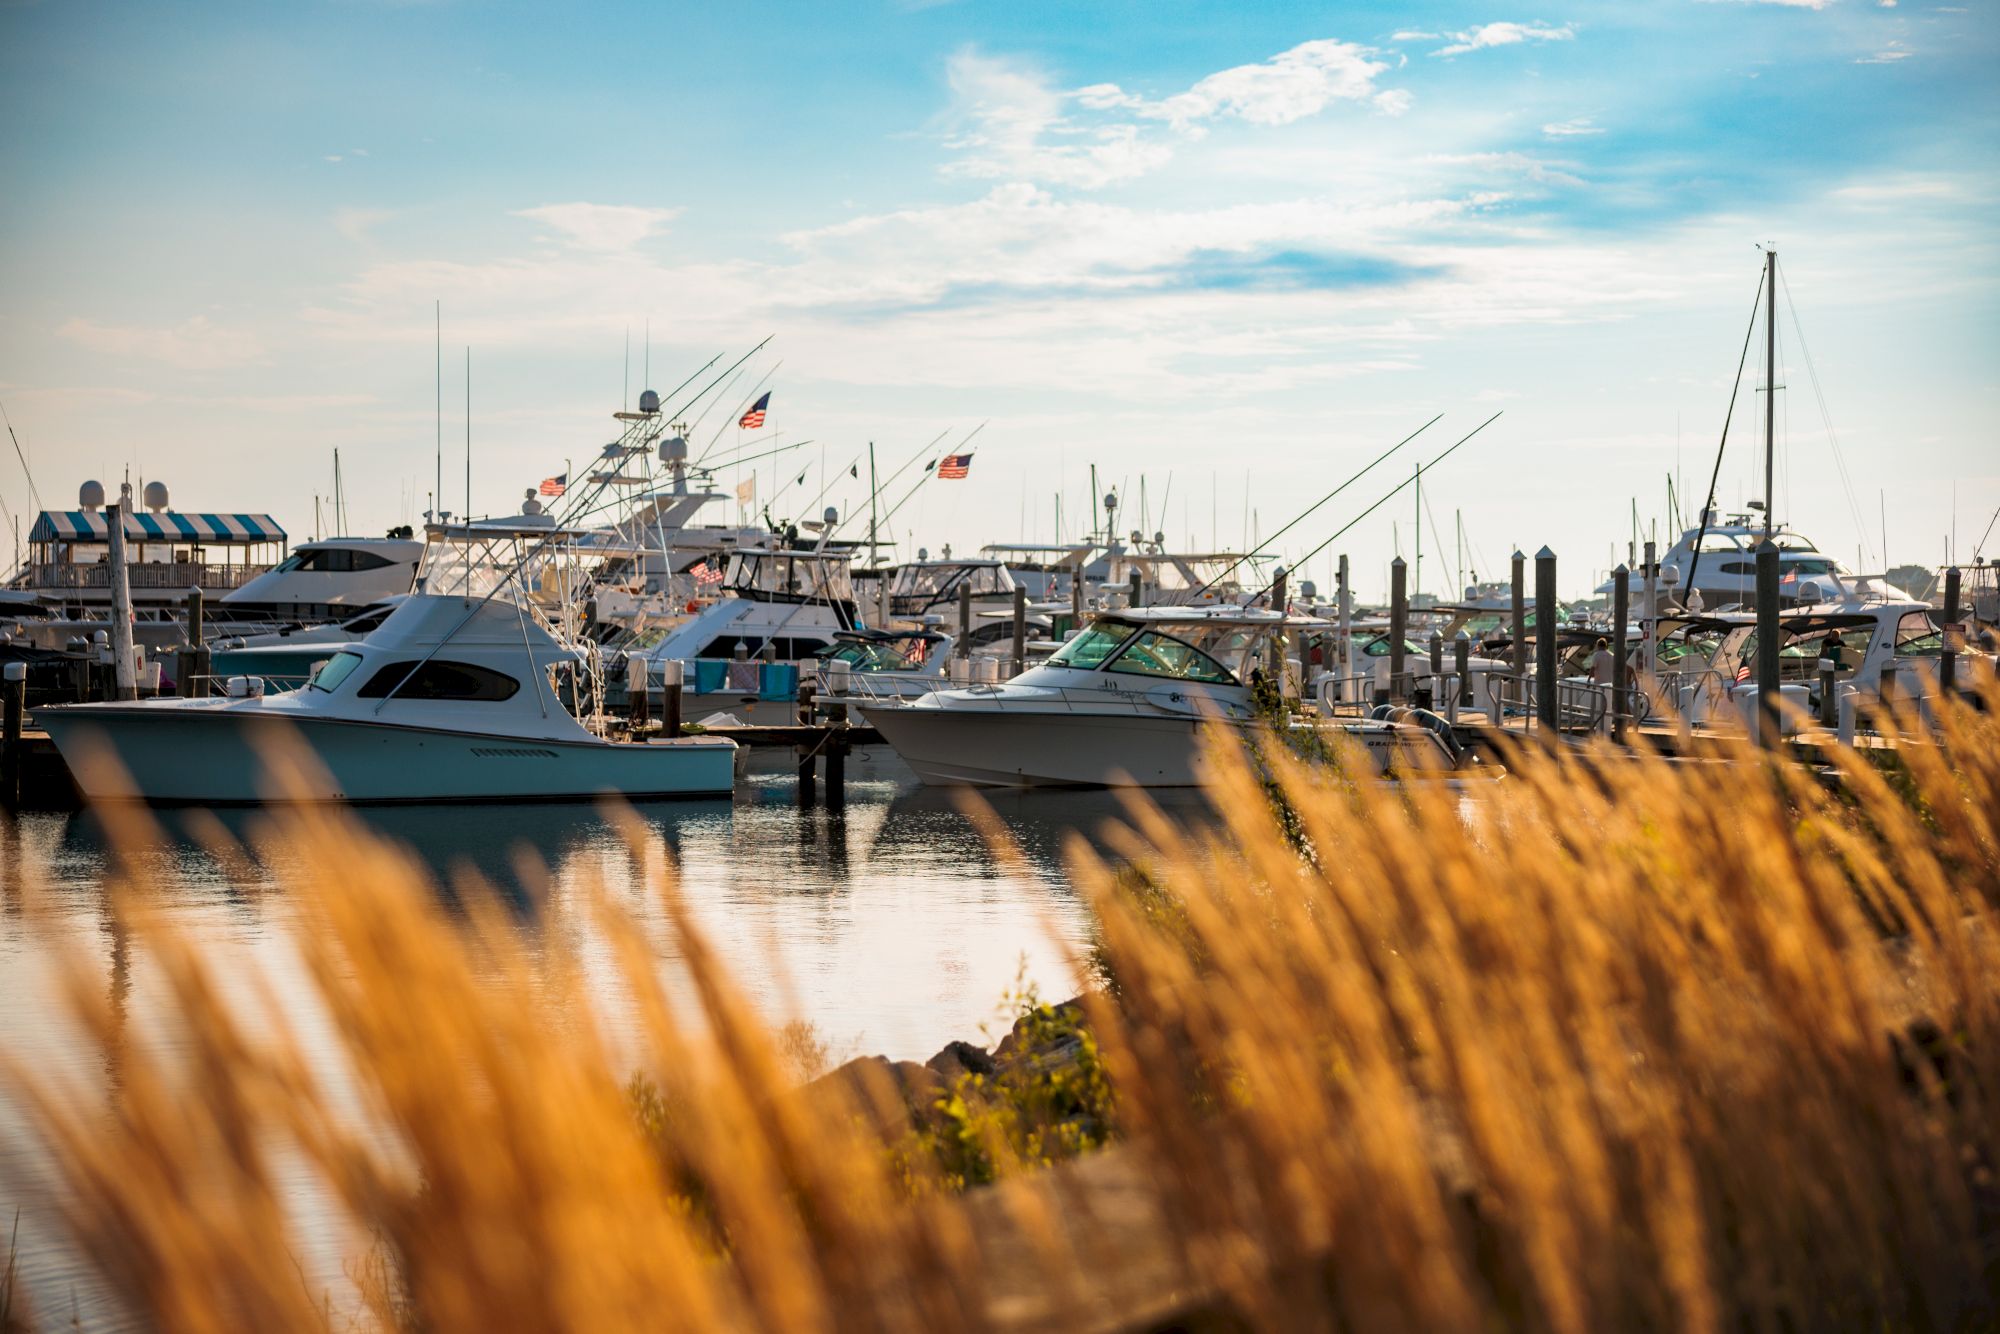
[4, 684, 1998, 1332]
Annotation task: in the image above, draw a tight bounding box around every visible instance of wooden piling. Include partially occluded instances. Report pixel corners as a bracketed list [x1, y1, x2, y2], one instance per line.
[1755, 539, 1781, 747]
[796, 681, 817, 803]
[824, 733, 846, 806]
[1388, 556, 1408, 703]
[1941, 566, 1961, 695]
[1510, 549, 1527, 712]
[1068, 568, 1083, 630]
[958, 583, 973, 660]
[1534, 547, 1557, 739]
[2, 662, 24, 813]
[660, 659, 684, 736]
[1128, 568, 1143, 610]
[1454, 630, 1472, 710]
[106, 490, 138, 700]
[1010, 585, 1027, 678]
[1611, 564, 1629, 744]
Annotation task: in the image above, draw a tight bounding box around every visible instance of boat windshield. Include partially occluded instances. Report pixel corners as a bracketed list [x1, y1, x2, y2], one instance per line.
[307, 650, 364, 693]
[1047, 623, 1135, 670]
[822, 638, 930, 672]
[1895, 611, 1943, 656]
[1105, 630, 1236, 685]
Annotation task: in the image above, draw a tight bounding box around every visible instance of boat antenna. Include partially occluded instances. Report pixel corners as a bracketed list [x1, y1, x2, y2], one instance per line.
[1262, 412, 1502, 600]
[1, 398, 45, 514]
[1188, 413, 1441, 601]
[465, 346, 472, 525]
[434, 301, 443, 521]
[1682, 256, 1768, 602]
[1762, 246, 1778, 538]
[868, 442, 879, 566]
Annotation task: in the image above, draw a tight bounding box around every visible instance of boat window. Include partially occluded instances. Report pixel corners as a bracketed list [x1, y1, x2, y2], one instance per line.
[276, 548, 400, 574]
[1716, 561, 1757, 576]
[1894, 612, 1943, 657]
[1047, 623, 1134, 670]
[307, 651, 365, 693]
[1105, 630, 1236, 684]
[356, 658, 521, 701]
[1785, 558, 1837, 576]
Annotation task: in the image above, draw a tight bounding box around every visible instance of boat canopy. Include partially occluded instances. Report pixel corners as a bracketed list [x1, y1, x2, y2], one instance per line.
[29, 510, 286, 545]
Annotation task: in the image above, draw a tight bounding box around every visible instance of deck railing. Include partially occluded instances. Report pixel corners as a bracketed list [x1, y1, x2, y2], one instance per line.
[24, 562, 270, 592]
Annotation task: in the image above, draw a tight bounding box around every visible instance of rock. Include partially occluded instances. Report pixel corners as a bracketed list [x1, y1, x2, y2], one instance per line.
[992, 997, 1088, 1073]
[926, 1039, 996, 1082]
[807, 1055, 946, 1142]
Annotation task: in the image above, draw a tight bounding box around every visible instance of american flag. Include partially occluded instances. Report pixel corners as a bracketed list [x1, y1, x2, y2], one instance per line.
[1735, 663, 1754, 683]
[938, 453, 973, 479]
[738, 392, 770, 430]
[538, 473, 567, 497]
[689, 559, 724, 587]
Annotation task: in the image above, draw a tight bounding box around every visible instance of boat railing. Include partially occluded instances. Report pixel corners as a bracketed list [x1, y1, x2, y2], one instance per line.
[24, 561, 271, 592]
[1482, 673, 1611, 732]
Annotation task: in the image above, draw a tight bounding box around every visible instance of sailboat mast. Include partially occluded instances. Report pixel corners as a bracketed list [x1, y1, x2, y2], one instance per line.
[1764, 247, 1777, 538]
[867, 441, 878, 567]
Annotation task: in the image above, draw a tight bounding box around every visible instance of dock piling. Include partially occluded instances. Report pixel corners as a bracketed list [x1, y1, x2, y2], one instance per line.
[660, 659, 684, 736]
[1612, 564, 1629, 744]
[1754, 539, 1781, 747]
[1534, 548, 1558, 741]
[106, 487, 138, 701]
[1941, 566, 1961, 696]
[1010, 586, 1027, 679]
[1388, 556, 1408, 703]
[1510, 549, 1527, 716]
[1068, 569, 1083, 630]
[796, 682, 818, 803]
[1452, 631, 1471, 723]
[1128, 568, 1143, 610]
[958, 584, 972, 660]
[2, 662, 24, 813]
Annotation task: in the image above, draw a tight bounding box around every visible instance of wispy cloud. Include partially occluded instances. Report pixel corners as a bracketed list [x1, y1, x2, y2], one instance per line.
[56, 315, 264, 370]
[512, 202, 681, 251]
[1431, 22, 1576, 58]
[944, 40, 1406, 189]
[334, 207, 394, 243]
[1542, 117, 1605, 138]
[1854, 41, 1913, 64]
[1701, 0, 1836, 9]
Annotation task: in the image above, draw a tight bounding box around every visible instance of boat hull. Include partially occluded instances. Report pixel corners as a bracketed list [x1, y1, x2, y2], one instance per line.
[38, 707, 737, 805]
[858, 703, 1239, 788]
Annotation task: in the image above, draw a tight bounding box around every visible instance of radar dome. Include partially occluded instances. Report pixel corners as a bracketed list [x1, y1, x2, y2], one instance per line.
[1153, 531, 1165, 546]
[142, 481, 169, 512]
[521, 489, 544, 517]
[638, 389, 661, 414]
[1103, 493, 1118, 511]
[78, 480, 105, 510]
[822, 506, 838, 526]
[660, 435, 689, 464]
[918, 547, 930, 561]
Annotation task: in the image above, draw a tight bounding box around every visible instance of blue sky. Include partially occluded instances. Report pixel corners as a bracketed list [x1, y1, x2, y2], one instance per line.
[2, 0, 1995, 595]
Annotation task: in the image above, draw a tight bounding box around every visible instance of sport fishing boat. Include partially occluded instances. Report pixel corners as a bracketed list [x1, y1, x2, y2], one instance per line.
[39, 592, 737, 804]
[856, 606, 1472, 788]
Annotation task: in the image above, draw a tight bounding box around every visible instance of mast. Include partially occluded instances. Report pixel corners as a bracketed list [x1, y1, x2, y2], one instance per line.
[434, 301, 442, 521]
[1413, 462, 1422, 601]
[1763, 247, 1777, 538]
[867, 441, 878, 566]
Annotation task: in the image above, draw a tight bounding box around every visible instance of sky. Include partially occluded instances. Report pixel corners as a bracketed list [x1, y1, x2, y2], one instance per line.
[2, 0, 1996, 598]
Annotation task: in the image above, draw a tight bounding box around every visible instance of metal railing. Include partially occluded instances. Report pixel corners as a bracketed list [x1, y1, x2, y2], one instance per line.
[24, 562, 270, 591]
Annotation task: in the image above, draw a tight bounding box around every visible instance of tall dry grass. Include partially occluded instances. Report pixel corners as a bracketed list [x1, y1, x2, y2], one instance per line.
[3, 686, 1998, 1332]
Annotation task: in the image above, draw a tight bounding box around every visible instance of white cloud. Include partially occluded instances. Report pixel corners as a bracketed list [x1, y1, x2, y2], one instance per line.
[1701, 0, 1835, 8]
[1542, 117, 1604, 138]
[1854, 41, 1912, 63]
[513, 202, 681, 251]
[1425, 151, 1587, 188]
[57, 315, 264, 370]
[944, 41, 1405, 189]
[1432, 22, 1576, 58]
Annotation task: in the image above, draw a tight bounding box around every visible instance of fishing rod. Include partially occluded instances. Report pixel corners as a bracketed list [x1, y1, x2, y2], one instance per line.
[873, 422, 986, 535]
[1258, 412, 1502, 603]
[694, 359, 785, 465]
[1, 399, 44, 514]
[1188, 413, 1442, 601]
[697, 434, 812, 475]
[801, 450, 866, 520]
[666, 338, 772, 449]
[824, 430, 951, 538]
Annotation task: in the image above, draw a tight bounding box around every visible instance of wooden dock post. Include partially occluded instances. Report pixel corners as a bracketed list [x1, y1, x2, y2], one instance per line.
[1068, 568, 1083, 630]
[1611, 564, 1630, 744]
[1427, 629, 1443, 708]
[796, 682, 817, 803]
[1819, 661, 1838, 729]
[106, 486, 138, 701]
[1128, 568, 1143, 610]
[1269, 566, 1290, 695]
[1510, 549, 1527, 716]
[1941, 566, 1961, 696]
[1534, 547, 1557, 740]
[1388, 556, 1408, 703]
[1010, 585, 1027, 679]
[626, 653, 651, 730]
[958, 583, 973, 660]
[824, 731, 847, 806]
[1754, 539, 1781, 747]
[659, 659, 684, 736]
[1336, 554, 1352, 684]
[1451, 631, 1471, 723]
[2, 661, 24, 813]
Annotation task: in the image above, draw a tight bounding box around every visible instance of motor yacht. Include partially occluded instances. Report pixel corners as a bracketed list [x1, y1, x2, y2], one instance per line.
[39, 591, 737, 804]
[217, 535, 421, 623]
[857, 606, 1471, 788]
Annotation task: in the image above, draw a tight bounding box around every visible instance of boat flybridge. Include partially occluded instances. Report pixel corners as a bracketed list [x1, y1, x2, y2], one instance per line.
[219, 534, 421, 623]
[857, 606, 1477, 788]
[39, 523, 737, 804]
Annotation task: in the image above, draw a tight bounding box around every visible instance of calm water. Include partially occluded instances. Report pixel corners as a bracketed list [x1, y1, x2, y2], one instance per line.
[0, 750, 1210, 1329]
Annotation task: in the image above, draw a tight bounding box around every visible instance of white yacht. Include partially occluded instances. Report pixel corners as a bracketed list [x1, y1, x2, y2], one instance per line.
[857, 607, 1470, 788]
[39, 594, 737, 804]
[219, 535, 422, 623]
[1611, 511, 1911, 612]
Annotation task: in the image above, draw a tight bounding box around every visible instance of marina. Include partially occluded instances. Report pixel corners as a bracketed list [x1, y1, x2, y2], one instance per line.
[4, 2, 1999, 1327]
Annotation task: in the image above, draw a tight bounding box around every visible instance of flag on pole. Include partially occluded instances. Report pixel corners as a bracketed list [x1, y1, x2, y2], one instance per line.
[538, 473, 567, 497]
[738, 392, 770, 430]
[689, 559, 724, 587]
[938, 453, 973, 480]
[736, 476, 756, 504]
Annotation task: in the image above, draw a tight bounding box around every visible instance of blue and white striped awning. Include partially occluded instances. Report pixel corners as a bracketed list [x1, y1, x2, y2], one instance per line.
[28, 510, 287, 545]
